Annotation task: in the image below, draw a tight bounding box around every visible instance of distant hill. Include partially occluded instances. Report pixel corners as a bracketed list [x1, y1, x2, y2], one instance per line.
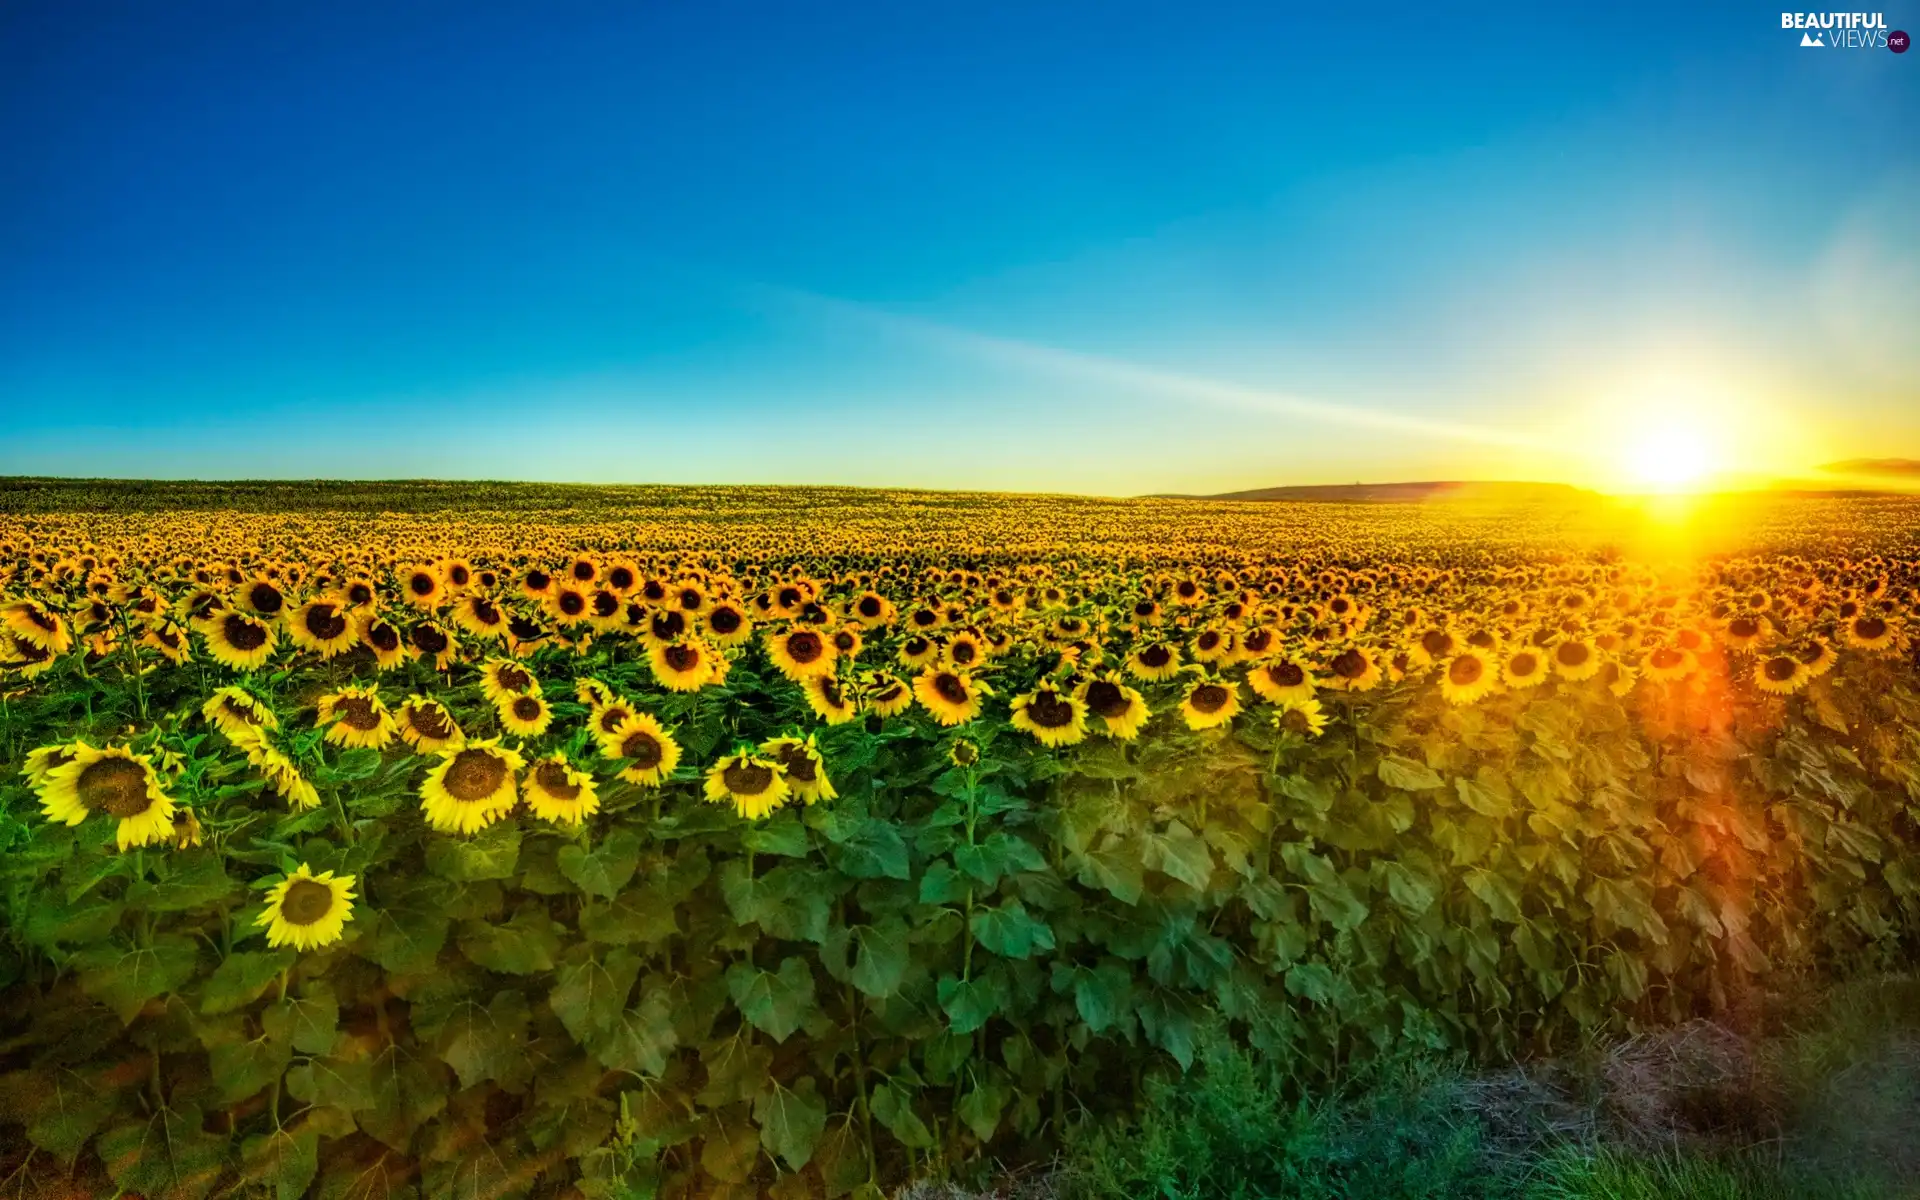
[1157, 480, 1593, 504]
[1821, 459, 1920, 478]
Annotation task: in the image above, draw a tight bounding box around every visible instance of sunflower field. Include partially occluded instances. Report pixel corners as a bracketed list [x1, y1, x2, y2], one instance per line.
[1, 482, 1918, 1200]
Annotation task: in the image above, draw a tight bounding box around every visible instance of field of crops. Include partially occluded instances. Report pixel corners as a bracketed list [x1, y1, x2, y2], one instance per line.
[1, 481, 1918, 1200]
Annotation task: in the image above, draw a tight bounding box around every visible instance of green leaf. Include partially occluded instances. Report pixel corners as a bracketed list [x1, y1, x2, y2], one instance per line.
[726, 957, 817, 1043]
[957, 1077, 1009, 1142]
[592, 981, 679, 1075]
[264, 982, 341, 1056]
[1377, 861, 1438, 916]
[1379, 755, 1444, 790]
[831, 819, 911, 880]
[698, 1034, 774, 1108]
[1077, 841, 1145, 905]
[432, 990, 532, 1090]
[142, 849, 240, 912]
[918, 860, 970, 905]
[871, 1081, 934, 1149]
[359, 895, 450, 976]
[199, 1013, 293, 1104]
[458, 902, 563, 974]
[580, 883, 681, 946]
[953, 832, 1047, 887]
[97, 1103, 227, 1200]
[200, 949, 295, 1015]
[17, 1069, 116, 1164]
[1285, 962, 1337, 1005]
[550, 947, 641, 1047]
[969, 899, 1055, 959]
[754, 1078, 828, 1171]
[937, 974, 998, 1034]
[1143, 821, 1213, 891]
[1455, 776, 1511, 818]
[74, 933, 199, 1024]
[1464, 867, 1524, 924]
[850, 916, 911, 998]
[743, 812, 812, 858]
[424, 823, 521, 881]
[240, 1125, 320, 1200]
[285, 1055, 376, 1111]
[558, 828, 643, 899]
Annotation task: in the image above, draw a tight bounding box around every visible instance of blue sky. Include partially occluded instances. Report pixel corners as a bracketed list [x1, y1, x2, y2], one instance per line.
[2, 1, 1915, 494]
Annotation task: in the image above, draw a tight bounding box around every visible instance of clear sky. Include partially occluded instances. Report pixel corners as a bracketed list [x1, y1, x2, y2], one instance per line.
[2, 1, 1915, 495]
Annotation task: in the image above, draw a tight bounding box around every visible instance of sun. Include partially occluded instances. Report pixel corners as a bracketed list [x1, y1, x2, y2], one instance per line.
[1620, 420, 1718, 492]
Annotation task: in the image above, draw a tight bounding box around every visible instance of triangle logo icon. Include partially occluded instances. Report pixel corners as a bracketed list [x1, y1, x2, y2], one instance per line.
[1800, 31, 1824, 45]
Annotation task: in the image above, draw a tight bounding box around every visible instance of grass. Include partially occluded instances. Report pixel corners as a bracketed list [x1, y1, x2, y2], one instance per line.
[1047, 979, 1920, 1200]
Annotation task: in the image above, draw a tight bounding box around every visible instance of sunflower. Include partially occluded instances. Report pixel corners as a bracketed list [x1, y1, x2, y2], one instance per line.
[202, 685, 280, 739]
[794, 672, 855, 724]
[1439, 651, 1497, 705]
[1550, 638, 1601, 682]
[23, 742, 81, 789]
[649, 638, 718, 691]
[897, 635, 940, 670]
[419, 740, 524, 835]
[201, 610, 277, 670]
[287, 598, 356, 658]
[256, 863, 357, 951]
[407, 621, 457, 670]
[523, 753, 599, 825]
[1075, 674, 1150, 740]
[1502, 649, 1548, 689]
[1754, 653, 1807, 696]
[704, 601, 753, 646]
[498, 692, 555, 737]
[38, 745, 176, 850]
[3, 633, 57, 678]
[588, 697, 639, 743]
[359, 615, 408, 671]
[1641, 645, 1696, 683]
[480, 658, 542, 706]
[761, 734, 836, 803]
[1843, 614, 1897, 653]
[239, 577, 288, 621]
[1323, 646, 1381, 691]
[1, 598, 72, 654]
[575, 676, 617, 708]
[1273, 697, 1329, 737]
[171, 808, 204, 849]
[914, 667, 988, 726]
[396, 695, 465, 753]
[829, 624, 864, 661]
[1010, 683, 1089, 748]
[848, 591, 896, 628]
[400, 564, 444, 610]
[317, 686, 398, 749]
[1248, 658, 1316, 705]
[602, 713, 681, 786]
[231, 727, 322, 810]
[1191, 627, 1237, 665]
[1796, 638, 1837, 678]
[1127, 641, 1182, 682]
[943, 631, 987, 671]
[855, 672, 912, 719]
[1721, 615, 1764, 652]
[948, 738, 980, 767]
[704, 752, 790, 820]
[452, 593, 509, 640]
[1179, 680, 1241, 730]
[767, 627, 836, 681]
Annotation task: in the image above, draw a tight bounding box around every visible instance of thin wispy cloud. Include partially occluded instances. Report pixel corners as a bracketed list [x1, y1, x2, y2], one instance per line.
[773, 288, 1540, 451]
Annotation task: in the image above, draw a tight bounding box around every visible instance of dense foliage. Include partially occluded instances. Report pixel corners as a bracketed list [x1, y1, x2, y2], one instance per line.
[1, 485, 1916, 1199]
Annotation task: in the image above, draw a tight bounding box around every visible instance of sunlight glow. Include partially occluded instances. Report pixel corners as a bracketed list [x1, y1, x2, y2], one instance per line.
[1620, 419, 1719, 492]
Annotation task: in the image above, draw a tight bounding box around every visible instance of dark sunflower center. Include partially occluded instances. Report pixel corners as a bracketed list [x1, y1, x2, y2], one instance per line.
[779, 588, 803, 609]
[1421, 630, 1453, 657]
[1189, 684, 1229, 714]
[1855, 617, 1888, 640]
[599, 706, 632, 734]
[534, 761, 580, 799]
[711, 607, 742, 634]
[1330, 649, 1367, 679]
[280, 879, 335, 926]
[511, 696, 543, 721]
[1650, 647, 1685, 669]
[785, 632, 823, 663]
[620, 730, 662, 768]
[722, 761, 775, 796]
[1556, 642, 1591, 667]
[412, 626, 449, 654]
[651, 611, 686, 640]
[776, 747, 818, 782]
[508, 616, 544, 640]
[24, 605, 56, 632]
[1729, 617, 1760, 638]
[249, 583, 284, 614]
[347, 583, 374, 605]
[223, 614, 268, 651]
[1197, 632, 1221, 651]
[1085, 681, 1127, 717]
[933, 673, 969, 704]
[679, 588, 702, 610]
[408, 705, 455, 740]
[1763, 656, 1798, 682]
[858, 596, 884, 618]
[78, 758, 153, 817]
[1509, 653, 1540, 676]
[367, 622, 401, 652]
[572, 562, 596, 582]
[558, 592, 586, 616]
[1267, 662, 1305, 688]
[1027, 692, 1076, 728]
[1140, 645, 1171, 668]
[334, 696, 381, 731]
[222, 696, 263, 724]
[444, 750, 507, 802]
[496, 665, 533, 693]
[1797, 643, 1826, 665]
[592, 591, 621, 618]
[1243, 630, 1272, 654]
[526, 570, 551, 590]
[409, 573, 436, 597]
[950, 641, 977, 665]
[609, 567, 635, 590]
[833, 631, 857, 652]
[1449, 656, 1485, 686]
[304, 604, 347, 640]
[664, 644, 700, 672]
